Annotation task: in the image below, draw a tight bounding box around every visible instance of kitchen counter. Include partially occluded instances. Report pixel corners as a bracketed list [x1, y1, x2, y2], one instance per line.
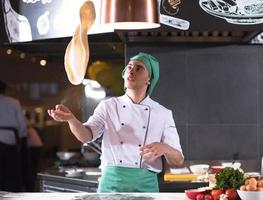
[38, 159, 262, 193]
[0, 192, 187, 200]
[38, 167, 100, 192]
[38, 167, 208, 193]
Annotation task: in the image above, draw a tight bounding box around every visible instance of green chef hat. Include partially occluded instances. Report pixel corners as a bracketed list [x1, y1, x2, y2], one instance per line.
[122, 52, 159, 95]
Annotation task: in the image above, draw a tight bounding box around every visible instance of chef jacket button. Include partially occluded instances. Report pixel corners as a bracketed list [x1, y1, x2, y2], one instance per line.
[120, 160, 122, 163]
[123, 105, 126, 108]
[135, 162, 138, 165]
[142, 126, 146, 129]
[120, 141, 123, 144]
[145, 108, 148, 111]
[138, 144, 141, 147]
[121, 123, 124, 126]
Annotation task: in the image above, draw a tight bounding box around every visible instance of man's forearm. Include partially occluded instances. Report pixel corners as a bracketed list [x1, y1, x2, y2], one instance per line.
[163, 144, 184, 167]
[68, 117, 93, 143]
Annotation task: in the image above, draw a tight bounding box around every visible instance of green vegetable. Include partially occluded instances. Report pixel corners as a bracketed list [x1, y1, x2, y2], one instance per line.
[215, 167, 245, 190]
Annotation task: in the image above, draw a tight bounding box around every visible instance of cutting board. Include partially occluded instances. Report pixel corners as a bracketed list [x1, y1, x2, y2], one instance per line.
[164, 173, 198, 181]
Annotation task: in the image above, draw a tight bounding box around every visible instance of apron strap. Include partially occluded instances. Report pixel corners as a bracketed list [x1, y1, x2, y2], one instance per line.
[98, 166, 159, 193]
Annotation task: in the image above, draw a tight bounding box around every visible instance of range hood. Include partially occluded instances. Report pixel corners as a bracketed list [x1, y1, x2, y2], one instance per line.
[1, 0, 263, 58]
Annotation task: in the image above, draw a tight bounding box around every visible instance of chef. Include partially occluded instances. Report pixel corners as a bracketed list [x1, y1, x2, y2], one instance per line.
[48, 52, 184, 192]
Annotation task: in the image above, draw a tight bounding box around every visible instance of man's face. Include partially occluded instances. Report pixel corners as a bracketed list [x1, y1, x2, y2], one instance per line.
[124, 60, 150, 92]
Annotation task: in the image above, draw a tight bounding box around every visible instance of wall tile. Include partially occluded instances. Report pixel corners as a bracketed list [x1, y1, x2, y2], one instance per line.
[126, 44, 263, 160]
[188, 125, 258, 160]
[258, 53, 263, 125]
[187, 53, 258, 124]
[176, 125, 188, 160]
[259, 126, 263, 157]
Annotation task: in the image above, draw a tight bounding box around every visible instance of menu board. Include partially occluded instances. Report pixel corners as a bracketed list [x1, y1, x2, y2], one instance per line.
[159, 0, 263, 31]
[0, 0, 113, 43]
[1, 0, 263, 44]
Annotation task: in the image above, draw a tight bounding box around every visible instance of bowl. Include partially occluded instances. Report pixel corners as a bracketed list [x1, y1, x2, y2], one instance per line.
[82, 151, 99, 161]
[237, 190, 263, 200]
[244, 172, 261, 179]
[56, 151, 77, 160]
[189, 164, 210, 175]
[65, 168, 83, 177]
[210, 165, 225, 173]
[170, 167, 190, 174]
[222, 162, 241, 169]
[185, 189, 205, 199]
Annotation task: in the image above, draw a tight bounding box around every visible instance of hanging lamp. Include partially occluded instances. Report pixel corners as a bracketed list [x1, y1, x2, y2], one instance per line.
[100, 0, 160, 30]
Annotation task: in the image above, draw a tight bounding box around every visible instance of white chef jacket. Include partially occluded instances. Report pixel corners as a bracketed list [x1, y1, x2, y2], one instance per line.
[84, 94, 183, 173]
[0, 95, 27, 145]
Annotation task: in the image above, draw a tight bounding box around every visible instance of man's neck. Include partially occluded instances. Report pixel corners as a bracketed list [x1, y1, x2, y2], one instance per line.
[126, 90, 147, 104]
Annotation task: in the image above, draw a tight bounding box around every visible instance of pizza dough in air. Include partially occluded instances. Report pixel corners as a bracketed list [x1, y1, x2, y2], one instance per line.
[64, 1, 96, 85]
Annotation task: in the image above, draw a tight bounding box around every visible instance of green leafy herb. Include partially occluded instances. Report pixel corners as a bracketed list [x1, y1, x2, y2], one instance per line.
[215, 167, 245, 190]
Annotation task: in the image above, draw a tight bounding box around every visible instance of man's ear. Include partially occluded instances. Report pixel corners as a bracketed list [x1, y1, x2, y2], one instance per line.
[147, 79, 151, 85]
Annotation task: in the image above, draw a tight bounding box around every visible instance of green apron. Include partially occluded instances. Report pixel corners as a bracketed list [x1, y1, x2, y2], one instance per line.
[97, 166, 159, 193]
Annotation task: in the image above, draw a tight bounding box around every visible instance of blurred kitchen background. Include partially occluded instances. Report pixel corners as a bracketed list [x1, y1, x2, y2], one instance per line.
[2, 0, 263, 192]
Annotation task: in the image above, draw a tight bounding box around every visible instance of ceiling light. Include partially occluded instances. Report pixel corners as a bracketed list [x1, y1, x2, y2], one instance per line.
[100, 0, 160, 30]
[6, 49, 12, 55]
[85, 84, 106, 100]
[82, 79, 102, 89]
[20, 53, 26, 59]
[40, 59, 47, 66]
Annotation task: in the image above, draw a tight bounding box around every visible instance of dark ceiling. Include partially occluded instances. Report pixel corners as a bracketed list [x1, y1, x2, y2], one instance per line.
[1, 30, 261, 62]
[1, 32, 124, 62]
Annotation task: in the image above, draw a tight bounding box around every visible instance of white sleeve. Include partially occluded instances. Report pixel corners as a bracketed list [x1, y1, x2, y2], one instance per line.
[83, 101, 106, 141]
[161, 110, 184, 157]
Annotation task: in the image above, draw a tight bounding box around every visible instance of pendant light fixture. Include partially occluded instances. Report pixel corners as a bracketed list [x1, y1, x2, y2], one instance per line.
[100, 0, 160, 30]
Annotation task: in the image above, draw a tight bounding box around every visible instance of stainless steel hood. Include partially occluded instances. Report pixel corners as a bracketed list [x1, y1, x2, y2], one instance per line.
[2, 30, 261, 62]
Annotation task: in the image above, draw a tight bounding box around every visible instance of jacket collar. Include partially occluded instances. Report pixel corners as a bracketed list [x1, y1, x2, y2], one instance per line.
[120, 94, 153, 108]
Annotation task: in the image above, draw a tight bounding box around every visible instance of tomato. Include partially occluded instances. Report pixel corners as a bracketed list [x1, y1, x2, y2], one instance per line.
[204, 194, 213, 200]
[203, 189, 212, 195]
[211, 189, 224, 200]
[258, 179, 263, 187]
[196, 193, 205, 200]
[225, 188, 238, 200]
